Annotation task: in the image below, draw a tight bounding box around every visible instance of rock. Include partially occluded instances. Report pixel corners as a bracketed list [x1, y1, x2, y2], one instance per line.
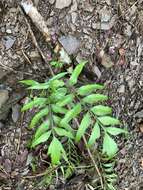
[12, 104, 21, 123]
[0, 90, 9, 109]
[134, 110, 143, 118]
[2, 36, 16, 50]
[100, 6, 111, 23]
[99, 49, 114, 68]
[71, 12, 78, 23]
[93, 65, 101, 79]
[34, 0, 39, 6]
[0, 69, 7, 80]
[6, 29, 12, 34]
[49, 0, 55, 4]
[118, 85, 125, 93]
[70, 0, 77, 12]
[59, 48, 71, 64]
[55, 0, 72, 9]
[59, 35, 80, 55]
[0, 90, 9, 121]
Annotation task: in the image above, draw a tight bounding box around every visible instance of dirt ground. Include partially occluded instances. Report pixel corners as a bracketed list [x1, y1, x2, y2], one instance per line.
[0, 0, 143, 189]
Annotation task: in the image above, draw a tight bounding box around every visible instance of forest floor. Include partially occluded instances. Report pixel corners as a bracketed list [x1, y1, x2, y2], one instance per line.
[0, 0, 143, 189]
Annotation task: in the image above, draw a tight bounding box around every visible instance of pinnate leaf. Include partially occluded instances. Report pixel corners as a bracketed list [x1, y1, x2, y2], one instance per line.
[103, 133, 118, 157]
[77, 84, 104, 96]
[48, 137, 67, 165]
[69, 61, 87, 85]
[28, 82, 50, 90]
[98, 116, 120, 126]
[83, 94, 108, 104]
[88, 122, 100, 146]
[60, 103, 81, 124]
[54, 127, 74, 139]
[20, 80, 39, 86]
[34, 120, 50, 139]
[52, 104, 67, 114]
[56, 94, 74, 107]
[22, 98, 47, 111]
[75, 112, 91, 142]
[91, 105, 112, 116]
[32, 131, 51, 148]
[30, 107, 49, 128]
[106, 127, 127, 136]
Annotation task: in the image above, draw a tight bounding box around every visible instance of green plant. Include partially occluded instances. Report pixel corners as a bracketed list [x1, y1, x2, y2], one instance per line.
[21, 61, 127, 189]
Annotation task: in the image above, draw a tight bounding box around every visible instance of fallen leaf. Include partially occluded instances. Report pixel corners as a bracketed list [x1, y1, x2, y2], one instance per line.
[99, 49, 114, 68]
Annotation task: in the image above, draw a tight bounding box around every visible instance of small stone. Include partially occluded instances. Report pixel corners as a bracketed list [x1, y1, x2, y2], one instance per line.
[12, 104, 21, 123]
[0, 90, 9, 109]
[84, 4, 94, 12]
[70, 0, 77, 12]
[93, 65, 101, 79]
[118, 85, 125, 93]
[3, 36, 15, 50]
[100, 7, 111, 23]
[6, 29, 12, 34]
[49, 0, 55, 4]
[59, 35, 80, 55]
[71, 12, 77, 23]
[55, 0, 72, 9]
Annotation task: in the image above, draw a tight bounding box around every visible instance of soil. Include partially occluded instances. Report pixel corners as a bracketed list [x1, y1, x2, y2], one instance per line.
[0, 0, 143, 190]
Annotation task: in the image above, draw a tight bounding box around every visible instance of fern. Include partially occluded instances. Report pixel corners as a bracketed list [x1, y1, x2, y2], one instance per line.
[21, 61, 127, 188]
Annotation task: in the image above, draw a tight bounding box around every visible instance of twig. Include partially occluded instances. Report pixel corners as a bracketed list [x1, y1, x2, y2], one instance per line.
[21, 0, 50, 42]
[74, 118, 104, 189]
[19, 6, 54, 76]
[23, 166, 59, 179]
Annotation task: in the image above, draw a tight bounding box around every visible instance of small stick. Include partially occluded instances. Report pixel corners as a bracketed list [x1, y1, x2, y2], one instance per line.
[74, 118, 104, 188]
[20, 7, 54, 76]
[21, 0, 50, 42]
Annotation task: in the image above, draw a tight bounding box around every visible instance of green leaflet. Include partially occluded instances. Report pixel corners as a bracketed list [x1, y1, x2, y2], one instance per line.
[48, 137, 67, 165]
[53, 115, 72, 131]
[75, 112, 91, 142]
[77, 84, 104, 96]
[56, 94, 74, 107]
[60, 103, 81, 125]
[28, 82, 50, 90]
[30, 107, 49, 128]
[69, 61, 87, 85]
[103, 133, 118, 157]
[88, 122, 100, 146]
[83, 94, 108, 104]
[106, 127, 127, 136]
[91, 105, 112, 116]
[54, 127, 74, 139]
[20, 80, 39, 86]
[32, 131, 51, 148]
[50, 88, 67, 102]
[28, 72, 67, 90]
[22, 98, 47, 111]
[34, 120, 50, 139]
[98, 116, 120, 126]
[52, 105, 67, 114]
[49, 72, 68, 82]
[53, 115, 61, 124]
[50, 61, 63, 68]
[50, 80, 65, 89]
